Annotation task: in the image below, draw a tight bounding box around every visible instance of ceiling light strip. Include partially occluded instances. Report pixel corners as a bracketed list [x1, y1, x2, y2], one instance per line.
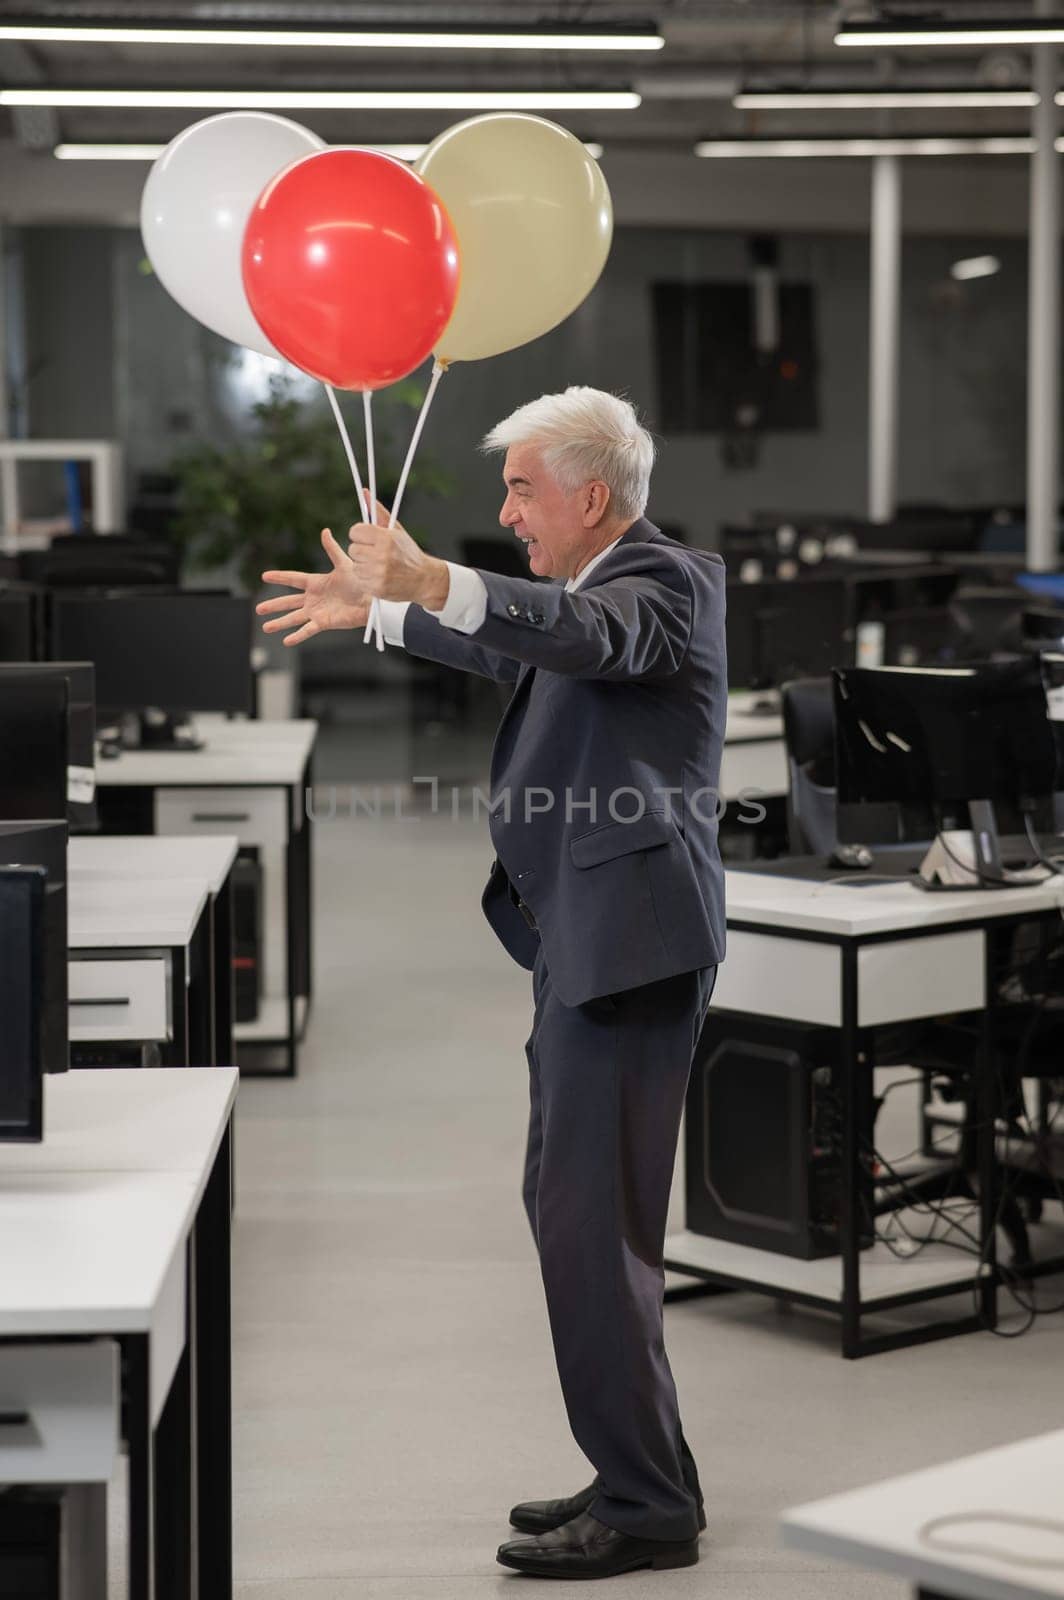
[836, 22, 1064, 47]
[53, 140, 606, 162]
[0, 23, 663, 51]
[695, 137, 1038, 157]
[734, 91, 1038, 110]
[0, 88, 640, 111]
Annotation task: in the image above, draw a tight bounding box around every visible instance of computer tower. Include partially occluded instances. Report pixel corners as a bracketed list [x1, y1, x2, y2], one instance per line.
[232, 849, 262, 1024]
[0, 822, 68, 1077]
[685, 1014, 872, 1260]
[0, 867, 46, 1141]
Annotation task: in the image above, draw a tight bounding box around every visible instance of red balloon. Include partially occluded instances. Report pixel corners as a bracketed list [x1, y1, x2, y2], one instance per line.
[242, 148, 459, 390]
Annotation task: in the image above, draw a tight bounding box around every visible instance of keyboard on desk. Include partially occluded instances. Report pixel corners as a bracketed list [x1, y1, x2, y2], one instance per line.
[733, 849, 926, 885]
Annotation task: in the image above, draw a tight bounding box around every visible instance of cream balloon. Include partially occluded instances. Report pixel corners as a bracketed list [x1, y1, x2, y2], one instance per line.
[141, 111, 324, 358]
[415, 114, 612, 363]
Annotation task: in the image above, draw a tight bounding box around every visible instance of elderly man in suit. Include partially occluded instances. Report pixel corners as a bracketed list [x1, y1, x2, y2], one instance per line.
[258, 387, 727, 1581]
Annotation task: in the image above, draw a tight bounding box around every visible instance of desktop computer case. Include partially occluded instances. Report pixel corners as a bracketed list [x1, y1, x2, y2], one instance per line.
[685, 1014, 871, 1260]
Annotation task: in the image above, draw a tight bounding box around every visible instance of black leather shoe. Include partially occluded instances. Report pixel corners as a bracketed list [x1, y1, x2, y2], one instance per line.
[510, 1482, 707, 1535]
[497, 1511, 699, 1579]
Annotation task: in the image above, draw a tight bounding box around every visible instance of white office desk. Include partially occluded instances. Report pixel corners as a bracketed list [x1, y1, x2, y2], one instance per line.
[96, 719, 318, 1075]
[67, 876, 210, 1066]
[0, 1068, 237, 1600]
[96, 718, 316, 791]
[665, 866, 1064, 1357]
[722, 695, 787, 803]
[70, 836, 239, 1067]
[68, 875, 208, 951]
[70, 834, 238, 897]
[782, 1428, 1064, 1600]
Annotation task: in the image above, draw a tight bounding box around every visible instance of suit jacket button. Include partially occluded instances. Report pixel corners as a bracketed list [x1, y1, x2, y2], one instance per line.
[507, 603, 520, 617]
[531, 612, 544, 624]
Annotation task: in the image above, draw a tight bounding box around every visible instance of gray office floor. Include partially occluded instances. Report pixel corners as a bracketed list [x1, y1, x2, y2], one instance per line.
[109, 712, 1064, 1599]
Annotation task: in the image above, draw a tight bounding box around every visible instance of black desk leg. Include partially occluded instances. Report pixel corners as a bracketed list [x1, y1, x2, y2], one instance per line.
[840, 944, 862, 1359]
[285, 803, 298, 1078]
[195, 1121, 233, 1600]
[917, 1590, 965, 1599]
[214, 877, 235, 1068]
[978, 933, 999, 1331]
[170, 947, 190, 1068]
[123, 1333, 154, 1600]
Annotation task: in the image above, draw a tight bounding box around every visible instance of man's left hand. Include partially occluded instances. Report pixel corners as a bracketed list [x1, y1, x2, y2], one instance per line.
[347, 501, 450, 610]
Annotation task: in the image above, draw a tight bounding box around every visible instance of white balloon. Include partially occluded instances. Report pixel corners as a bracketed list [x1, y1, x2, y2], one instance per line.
[140, 111, 324, 358]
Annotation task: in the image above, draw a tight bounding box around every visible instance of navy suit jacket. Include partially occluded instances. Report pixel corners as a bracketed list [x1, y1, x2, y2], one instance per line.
[402, 517, 728, 1007]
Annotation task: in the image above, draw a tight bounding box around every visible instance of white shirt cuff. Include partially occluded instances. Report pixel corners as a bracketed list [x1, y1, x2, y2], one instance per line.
[423, 561, 488, 635]
[377, 600, 410, 647]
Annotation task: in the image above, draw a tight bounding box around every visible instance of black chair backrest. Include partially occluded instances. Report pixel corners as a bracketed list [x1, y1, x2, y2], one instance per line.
[781, 677, 837, 856]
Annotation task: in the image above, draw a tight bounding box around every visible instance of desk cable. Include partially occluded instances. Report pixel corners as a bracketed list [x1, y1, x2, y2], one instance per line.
[918, 1511, 1064, 1571]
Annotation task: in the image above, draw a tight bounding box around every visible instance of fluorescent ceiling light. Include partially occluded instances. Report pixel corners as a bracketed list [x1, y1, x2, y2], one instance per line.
[54, 142, 166, 160]
[734, 90, 1038, 110]
[950, 255, 1002, 281]
[0, 87, 639, 111]
[695, 137, 1036, 157]
[836, 20, 1064, 47]
[0, 22, 663, 51]
[53, 139, 605, 162]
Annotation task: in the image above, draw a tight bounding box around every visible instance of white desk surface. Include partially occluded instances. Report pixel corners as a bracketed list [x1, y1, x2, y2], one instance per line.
[725, 867, 1064, 938]
[68, 875, 209, 951]
[95, 717, 317, 789]
[0, 1069, 237, 1337]
[782, 1428, 1064, 1600]
[725, 693, 785, 744]
[69, 835, 239, 897]
[0, 1069, 237, 1177]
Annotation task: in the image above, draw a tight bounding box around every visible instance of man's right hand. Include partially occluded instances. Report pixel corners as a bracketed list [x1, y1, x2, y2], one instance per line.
[257, 527, 372, 647]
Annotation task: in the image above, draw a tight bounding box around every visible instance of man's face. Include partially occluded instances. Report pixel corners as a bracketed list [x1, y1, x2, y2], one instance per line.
[498, 443, 596, 581]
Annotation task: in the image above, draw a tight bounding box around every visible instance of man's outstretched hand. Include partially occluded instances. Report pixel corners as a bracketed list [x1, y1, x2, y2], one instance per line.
[257, 527, 372, 647]
[347, 500, 450, 611]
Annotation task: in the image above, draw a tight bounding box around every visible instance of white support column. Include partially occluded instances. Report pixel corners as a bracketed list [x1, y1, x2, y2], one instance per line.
[868, 153, 902, 525]
[1026, 7, 1060, 573]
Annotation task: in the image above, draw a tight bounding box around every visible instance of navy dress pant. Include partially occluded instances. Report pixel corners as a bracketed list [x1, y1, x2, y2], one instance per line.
[522, 948, 716, 1543]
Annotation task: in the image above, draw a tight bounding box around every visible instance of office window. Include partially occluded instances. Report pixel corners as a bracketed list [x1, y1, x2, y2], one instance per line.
[653, 281, 820, 433]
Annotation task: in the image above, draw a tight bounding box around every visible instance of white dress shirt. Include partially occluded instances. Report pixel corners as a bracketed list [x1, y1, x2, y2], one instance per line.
[377, 535, 625, 648]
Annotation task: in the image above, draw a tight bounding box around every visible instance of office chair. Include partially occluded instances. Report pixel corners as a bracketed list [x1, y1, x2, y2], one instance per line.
[780, 677, 837, 856]
[780, 677, 1037, 1263]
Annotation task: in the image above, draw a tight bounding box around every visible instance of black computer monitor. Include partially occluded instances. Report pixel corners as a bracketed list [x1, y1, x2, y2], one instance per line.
[726, 577, 853, 690]
[857, 516, 978, 555]
[833, 660, 1058, 848]
[725, 582, 761, 689]
[0, 583, 37, 661]
[0, 821, 67, 1076]
[50, 592, 254, 723]
[0, 677, 68, 823]
[20, 534, 180, 589]
[0, 866, 46, 1140]
[0, 664, 97, 830]
[756, 576, 853, 685]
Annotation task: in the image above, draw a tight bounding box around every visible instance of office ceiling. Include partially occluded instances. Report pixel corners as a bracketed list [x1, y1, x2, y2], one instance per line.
[0, 1, 1059, 154]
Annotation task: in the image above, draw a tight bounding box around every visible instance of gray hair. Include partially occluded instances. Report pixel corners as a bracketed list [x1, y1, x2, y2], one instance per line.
[481, 386, 655, 521]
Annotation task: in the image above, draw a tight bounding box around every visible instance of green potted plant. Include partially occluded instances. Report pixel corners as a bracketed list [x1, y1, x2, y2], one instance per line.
[172, 371, 454, 592]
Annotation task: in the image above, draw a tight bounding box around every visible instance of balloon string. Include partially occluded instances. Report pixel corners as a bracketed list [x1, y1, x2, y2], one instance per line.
[324, 383, 367, 516]
[389, 358, 447, 531]
[361, 390, 383, 650]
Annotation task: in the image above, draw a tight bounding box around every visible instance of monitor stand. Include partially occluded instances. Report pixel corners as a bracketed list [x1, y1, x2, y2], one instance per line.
[917, 802, 1047, 890]
[116, 710, 205, 753]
